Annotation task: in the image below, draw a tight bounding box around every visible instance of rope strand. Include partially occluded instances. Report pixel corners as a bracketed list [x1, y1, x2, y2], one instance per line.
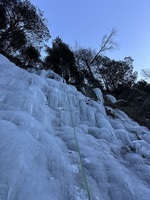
[66, 88, 91, 200]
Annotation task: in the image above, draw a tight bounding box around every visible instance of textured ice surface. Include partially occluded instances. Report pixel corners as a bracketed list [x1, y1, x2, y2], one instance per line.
[0, 54, 150, 200]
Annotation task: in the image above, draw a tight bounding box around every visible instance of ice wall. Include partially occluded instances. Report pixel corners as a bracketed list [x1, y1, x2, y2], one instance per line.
[0, 54, 150, 200]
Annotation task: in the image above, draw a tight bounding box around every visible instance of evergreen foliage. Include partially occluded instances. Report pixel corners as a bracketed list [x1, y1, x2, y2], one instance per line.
[0, 0, 50, 67]
[99, 56, 137, 91]
[134, 80, 150, 94]
[45, 37, 83, 84]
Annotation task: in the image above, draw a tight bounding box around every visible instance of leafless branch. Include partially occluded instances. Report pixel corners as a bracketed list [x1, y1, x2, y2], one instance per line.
[89, 28, 118, 65]
[141, 69, 150, 80]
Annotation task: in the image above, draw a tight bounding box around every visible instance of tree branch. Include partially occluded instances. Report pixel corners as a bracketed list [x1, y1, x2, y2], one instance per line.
[89, 28, 118, 66]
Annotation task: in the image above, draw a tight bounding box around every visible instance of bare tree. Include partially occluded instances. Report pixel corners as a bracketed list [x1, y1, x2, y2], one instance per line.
[141, 69, 150, 80]
[74, 28, 118, 87]
[89, 28, 118, 66]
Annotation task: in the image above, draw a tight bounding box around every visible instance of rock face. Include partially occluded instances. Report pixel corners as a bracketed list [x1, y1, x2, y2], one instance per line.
[115, 88, 150, 130]
[78, 85, 150, 130]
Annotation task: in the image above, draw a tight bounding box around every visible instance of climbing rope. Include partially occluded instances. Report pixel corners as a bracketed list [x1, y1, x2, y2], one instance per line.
[66, 88, 91, 200]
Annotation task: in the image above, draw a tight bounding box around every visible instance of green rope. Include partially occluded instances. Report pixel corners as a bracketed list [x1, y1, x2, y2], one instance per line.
[66, 89, 91, 200]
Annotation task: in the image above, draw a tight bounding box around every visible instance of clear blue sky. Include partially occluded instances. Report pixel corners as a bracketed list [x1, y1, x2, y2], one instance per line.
[31, 0, 150, 80]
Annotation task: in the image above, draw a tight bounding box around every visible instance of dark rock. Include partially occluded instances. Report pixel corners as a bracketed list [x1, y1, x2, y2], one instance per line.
[115, 88, 150, 130]
[114, 100, 129, 107]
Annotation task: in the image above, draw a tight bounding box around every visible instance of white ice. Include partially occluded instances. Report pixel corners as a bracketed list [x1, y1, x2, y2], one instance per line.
[105, 94, 117, 104]
[0, 54, 150, 200]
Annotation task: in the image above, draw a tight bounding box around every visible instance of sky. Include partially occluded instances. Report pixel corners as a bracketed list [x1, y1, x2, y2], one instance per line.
[30, 0, 150, 80]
